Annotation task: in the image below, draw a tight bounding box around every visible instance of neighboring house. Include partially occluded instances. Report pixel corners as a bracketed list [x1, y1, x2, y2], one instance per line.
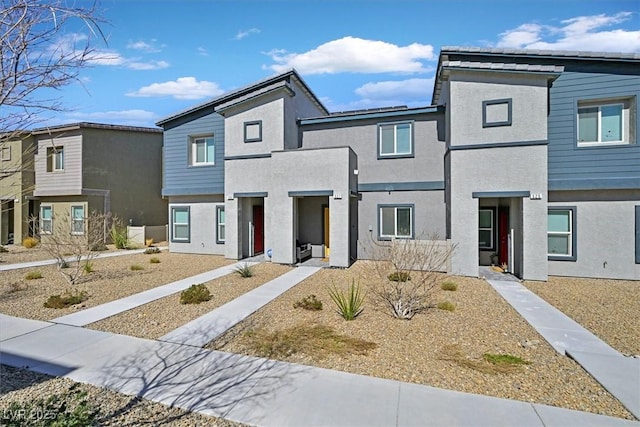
[158, 48, 639, 281]
[0, 132, 36, 245]
[32, 122, 167, 243]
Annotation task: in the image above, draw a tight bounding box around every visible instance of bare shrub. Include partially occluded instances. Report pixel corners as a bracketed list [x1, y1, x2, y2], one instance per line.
[362, 234, 456, 320]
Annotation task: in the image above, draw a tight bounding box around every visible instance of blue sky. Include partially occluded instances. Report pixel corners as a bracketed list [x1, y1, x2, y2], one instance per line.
[44, 0, 640, 128]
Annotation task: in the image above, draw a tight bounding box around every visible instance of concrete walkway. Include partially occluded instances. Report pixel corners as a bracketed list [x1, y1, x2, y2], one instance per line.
[486, 278, 640, 420]
[1, 262, 639, 426]
[0, 246, 169, 272]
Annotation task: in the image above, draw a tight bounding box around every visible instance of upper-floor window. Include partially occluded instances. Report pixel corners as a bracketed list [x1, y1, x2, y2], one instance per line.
[191, 136, 215, 166]
[378, 122, 413, 158]
[40, 205, 53, 234]
[244, 121, 262, 143]
[47, 146, 64, 171]
[379, 204, 413, 239]
[0, 146, 10, 161]
[71, 205, 85, 235]
[577, 97, 635, 147]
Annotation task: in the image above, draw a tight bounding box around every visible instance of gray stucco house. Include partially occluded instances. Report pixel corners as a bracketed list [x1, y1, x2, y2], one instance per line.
[157, 47, 639, 281]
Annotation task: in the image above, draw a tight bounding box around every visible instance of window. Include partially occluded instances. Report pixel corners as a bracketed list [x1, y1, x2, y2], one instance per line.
[171, 207, 190, 242]
[40, 206, 53, 234]
[71, 205, 84, 235]
[548, 207, 576, 261]
[47, 147, 64, 171]
[577, 98, 634, 146]
[379, 205, 413, 239]
[479, 208, 495, 250]
[378, 122, 413, 158]
[0, 146, 10, 161]
[216, 206, 225, 243]
[244, 121, 262, 143]
[482, 98, 512, 128]
[191, 136, 215, 165]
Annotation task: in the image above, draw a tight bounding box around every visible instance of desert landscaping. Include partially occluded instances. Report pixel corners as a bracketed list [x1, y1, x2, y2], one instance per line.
[0, 245, 638, 424]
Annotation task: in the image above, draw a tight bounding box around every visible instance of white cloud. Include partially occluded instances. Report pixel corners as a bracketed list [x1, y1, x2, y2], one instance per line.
[355, 78, 434, 101]
[64, 109, 158, 127]
[496, 12, 640, 52]
[127, 77, 225, 100]
[127, 60, 170, 71]
[126, 39, 164, 53]
[235, 28, 261, 40]
[264, 36, 435, 74]
[197, 47, 209, 56]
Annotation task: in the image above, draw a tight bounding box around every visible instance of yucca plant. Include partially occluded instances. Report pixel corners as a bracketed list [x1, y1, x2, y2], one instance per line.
[233, 262, 254, 278]
[327, 280, 365, 320]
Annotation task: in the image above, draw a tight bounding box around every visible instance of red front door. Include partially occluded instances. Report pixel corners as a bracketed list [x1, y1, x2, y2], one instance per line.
[498, 207, 509, 266]
[253, 205, 264, 254]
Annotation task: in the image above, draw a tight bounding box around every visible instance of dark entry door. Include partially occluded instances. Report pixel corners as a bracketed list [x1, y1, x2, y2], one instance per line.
[498, 207, 509, 265]
[253, 205, 264, 254]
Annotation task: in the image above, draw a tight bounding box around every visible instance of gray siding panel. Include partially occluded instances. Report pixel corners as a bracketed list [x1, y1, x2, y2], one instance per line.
[548, 70, 640, 189]
[162, 113, 225, 196]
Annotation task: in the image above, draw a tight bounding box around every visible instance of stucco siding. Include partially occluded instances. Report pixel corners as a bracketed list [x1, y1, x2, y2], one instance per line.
[168, 195, 225, 255]
[548, 71, 640, 190]
[163, 113, 225, 196]
[224, 96, 285, 157]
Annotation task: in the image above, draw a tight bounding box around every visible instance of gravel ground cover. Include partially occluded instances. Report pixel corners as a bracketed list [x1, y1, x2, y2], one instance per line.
[88, 263, 293, 339]
[0, 242, 159, 265]
[0, 251, 232, 321]
[206, 263, 635, 420]
[0, 365, 244, 426]
[523, 276, 640, 356]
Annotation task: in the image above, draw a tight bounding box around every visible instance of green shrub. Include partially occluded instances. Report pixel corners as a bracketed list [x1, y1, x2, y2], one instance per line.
[387, 271, 411, 282]
[180, 283, 211, 304]
[437, 301, 456, 311]
[327, 280, 365, 321]
[149, 257, 161, 264]
[25, 271, 43, 280]
[440, 281, 458, 291]
[83, 261, 94, 273]
[130, 264, 144, 271]
[2, 384, 96, 425]
[483, 353, 531, 366]
[293, 294, 323, 311]
[109, 221, 130, 249]
[22, 237, 39, 248]
[144, 247, 161, 254]
[44, 290, 88, 309]
[233, 262, 254, 278]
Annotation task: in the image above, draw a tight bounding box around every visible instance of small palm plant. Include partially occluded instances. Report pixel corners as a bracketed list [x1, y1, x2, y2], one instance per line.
[327, 279, 365, 321]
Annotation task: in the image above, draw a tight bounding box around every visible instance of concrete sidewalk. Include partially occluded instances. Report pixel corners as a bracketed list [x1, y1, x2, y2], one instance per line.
[0, 246, 168, 272]
[1, 313, 637, 427]
[487, 279, 640, 420]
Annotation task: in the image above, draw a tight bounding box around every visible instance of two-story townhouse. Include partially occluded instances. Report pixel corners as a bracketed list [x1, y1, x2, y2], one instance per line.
[32, 122, 167, 243]
[0, 132, 36, 245]
[161, 47, 638, 281]
[433, 47, 639, 281]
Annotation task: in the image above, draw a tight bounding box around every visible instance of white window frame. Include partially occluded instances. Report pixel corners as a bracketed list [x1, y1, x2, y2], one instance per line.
[378, 122, 413, 158]
[171, 206, 190, 242]
[53, 147, 64, 171]
[40, 205, 53, 234]
[479, 208, 494, 250]
[379, 205, 413, 240]
[548, 207, 576, 261]
[71, 205, 85, 235]
[191, 136, 215, 166]
[577, 100, 628, 147]
[216, 206, 225, 243]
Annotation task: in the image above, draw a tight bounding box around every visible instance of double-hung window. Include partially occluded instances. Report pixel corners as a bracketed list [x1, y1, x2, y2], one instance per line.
[171, 206, 190, 242]
[378, 122, 413, 158]
[216, 206, 225, 243]
[71, 206, 85, 235]
[47, 147, 64, 171]
[548, 207, 576, 261]
[479, 208, 494, 250]
[379, 205, 413, 239]
[577, 98, 634, 146]
[40, 206, 53, 234]
[191, 136, 215, 165]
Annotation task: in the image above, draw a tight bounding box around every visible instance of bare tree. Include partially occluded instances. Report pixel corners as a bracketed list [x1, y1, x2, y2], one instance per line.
[30, 210, 108, 285]
[362, 235, 456, 320]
